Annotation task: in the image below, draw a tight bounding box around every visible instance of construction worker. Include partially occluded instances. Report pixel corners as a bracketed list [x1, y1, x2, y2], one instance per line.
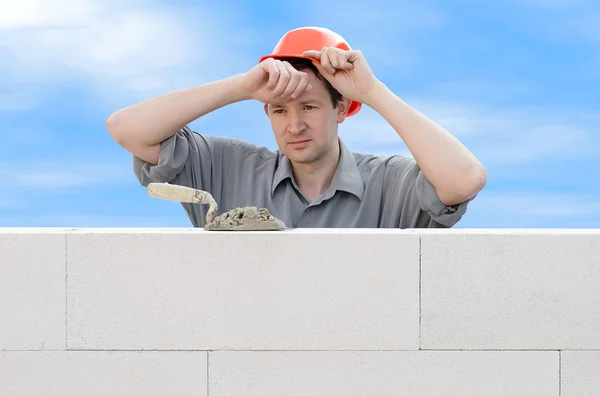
[106, 26, 487, 228]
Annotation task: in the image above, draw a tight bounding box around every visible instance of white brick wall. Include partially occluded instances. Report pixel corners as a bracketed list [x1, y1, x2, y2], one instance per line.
[1, 228, 598, 395]
[421, 231, 600, 350]
[0, 231, 65, 350]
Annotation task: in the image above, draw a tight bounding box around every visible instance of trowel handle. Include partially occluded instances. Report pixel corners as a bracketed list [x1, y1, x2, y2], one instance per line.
[147, 183, 209, 204]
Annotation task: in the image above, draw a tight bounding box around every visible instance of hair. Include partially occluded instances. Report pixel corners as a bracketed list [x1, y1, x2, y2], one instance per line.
[280, 57, 343, 108]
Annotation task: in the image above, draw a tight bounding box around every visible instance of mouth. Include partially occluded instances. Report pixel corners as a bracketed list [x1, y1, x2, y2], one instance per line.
[289, 139, 311, 146]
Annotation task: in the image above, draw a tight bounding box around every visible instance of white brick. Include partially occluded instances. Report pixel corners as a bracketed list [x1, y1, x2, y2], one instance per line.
[209, 350, 558, 396]
[420, 231, 600, 349]
[0, 232, 65, 350]
[0, 351, 206, 396]
[562, 351, 600, 396]
[66, 229, 419, 350]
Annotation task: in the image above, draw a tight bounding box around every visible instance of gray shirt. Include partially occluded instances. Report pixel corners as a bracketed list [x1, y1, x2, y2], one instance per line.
[133, 126, 473, 228]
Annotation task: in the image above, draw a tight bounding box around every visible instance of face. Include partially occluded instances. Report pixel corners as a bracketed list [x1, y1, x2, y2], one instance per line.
[264, 69, 350, 165]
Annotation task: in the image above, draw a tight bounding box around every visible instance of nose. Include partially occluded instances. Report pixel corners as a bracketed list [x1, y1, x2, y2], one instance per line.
[286, 110, 306, 135]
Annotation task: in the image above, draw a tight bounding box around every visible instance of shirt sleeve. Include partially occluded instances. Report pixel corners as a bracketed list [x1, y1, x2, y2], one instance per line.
[132, 126, 230, 227]
[380, 156, 475, 228]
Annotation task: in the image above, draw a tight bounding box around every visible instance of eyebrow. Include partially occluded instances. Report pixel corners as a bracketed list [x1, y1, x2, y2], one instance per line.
[270, 97, 325, 108]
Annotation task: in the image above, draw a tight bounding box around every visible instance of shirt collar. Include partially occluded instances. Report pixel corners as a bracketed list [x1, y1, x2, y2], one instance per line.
[271, 138, 365, 200]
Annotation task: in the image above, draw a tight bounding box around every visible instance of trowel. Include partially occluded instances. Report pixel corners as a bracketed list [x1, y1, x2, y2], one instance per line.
[146, 182, 286, 231]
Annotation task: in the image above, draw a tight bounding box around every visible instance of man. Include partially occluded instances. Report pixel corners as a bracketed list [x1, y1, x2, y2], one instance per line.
[106, 26, 487, 228]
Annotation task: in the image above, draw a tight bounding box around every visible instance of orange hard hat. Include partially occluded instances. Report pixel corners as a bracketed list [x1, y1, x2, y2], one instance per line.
[259, 26, 362, 117]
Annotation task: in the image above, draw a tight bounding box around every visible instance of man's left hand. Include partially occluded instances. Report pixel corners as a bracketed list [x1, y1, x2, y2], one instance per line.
[302, 47, 380, 105]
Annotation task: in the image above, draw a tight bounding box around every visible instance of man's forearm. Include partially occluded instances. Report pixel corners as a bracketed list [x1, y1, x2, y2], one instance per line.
[364, 81, 487, 206]
[107, 73, 249, 147]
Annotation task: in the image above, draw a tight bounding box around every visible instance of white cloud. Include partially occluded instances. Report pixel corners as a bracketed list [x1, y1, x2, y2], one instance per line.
[0, 0, 256, 111]
[336, 106, 413, 157]
[0, 162, 130, 189]
[327, 96, 598, 167]
[461, 191, 600, 228]
[418, 80, 533, 103]
[0, 91, 39, 112]
[501, 0, 591, 11]
[401, 98, 599, 165]
[282, 0, 445, 72]
[480, 192, 600, 218]
[0, 197, 20, 210]
[293, 0, 444, 33]
[487, 0, 600, 44]
[566, 11, 600, 43]
[0, 0, 105, 30]
[0, 214, 190, 227]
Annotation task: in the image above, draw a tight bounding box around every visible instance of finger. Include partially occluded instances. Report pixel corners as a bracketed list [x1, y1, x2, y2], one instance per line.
[337, 51, 353, 69]
[264, 59, 279, 90]
[345, 49, 363, 63]
[290, 72, 310, 99]
[281, 62, 304, 97]
[320, 47, 336, 75]
[328, 48, 342, 69]
[301, 50, 321, 60]
[271, 60, 291, 96]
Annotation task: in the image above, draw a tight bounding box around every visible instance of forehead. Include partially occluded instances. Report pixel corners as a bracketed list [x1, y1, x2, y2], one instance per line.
[270, 92, 328, 108]
[301, 67, 328, 90]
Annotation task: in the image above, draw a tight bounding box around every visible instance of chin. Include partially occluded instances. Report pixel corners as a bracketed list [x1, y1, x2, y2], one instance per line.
[285, 150, 316, 164]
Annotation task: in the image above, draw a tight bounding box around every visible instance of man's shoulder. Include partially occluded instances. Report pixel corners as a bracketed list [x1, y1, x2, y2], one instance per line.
[351, 150, 415, 174]
[225, 136, 278, 160]
[189, 130, 277, 161]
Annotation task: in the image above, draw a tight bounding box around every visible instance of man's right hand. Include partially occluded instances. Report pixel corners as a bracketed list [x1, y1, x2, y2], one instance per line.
[241, 58, 313, 104]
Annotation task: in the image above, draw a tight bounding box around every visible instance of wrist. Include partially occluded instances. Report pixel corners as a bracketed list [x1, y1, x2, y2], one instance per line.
[223, 73, 253, 103]
[362, 79, 389, 109]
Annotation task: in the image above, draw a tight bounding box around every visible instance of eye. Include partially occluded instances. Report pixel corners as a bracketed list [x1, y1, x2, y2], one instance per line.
[304, 105, 316, 110]
[272, 109, 285, 114]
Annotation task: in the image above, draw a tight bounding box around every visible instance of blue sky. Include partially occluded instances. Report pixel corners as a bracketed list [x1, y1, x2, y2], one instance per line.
[1, 0, 598, 228]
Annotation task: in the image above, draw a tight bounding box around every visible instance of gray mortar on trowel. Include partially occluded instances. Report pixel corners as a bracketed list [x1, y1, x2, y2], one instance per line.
[146, 182, 286, 231]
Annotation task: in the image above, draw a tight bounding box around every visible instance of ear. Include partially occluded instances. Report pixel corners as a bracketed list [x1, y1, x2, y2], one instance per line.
[263, 103, 269, 116]
[336, 98, 351, 123]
